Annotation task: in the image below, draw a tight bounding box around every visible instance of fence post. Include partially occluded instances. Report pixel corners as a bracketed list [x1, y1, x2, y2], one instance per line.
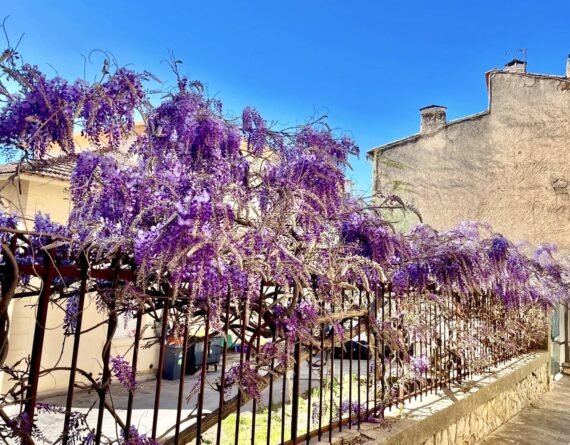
[62, 253, 89, 445]
[0, 241, 19, 369]
[24, 247, 55, 432]
[291, 340, 301, 441]
[95, 254, 121, 444]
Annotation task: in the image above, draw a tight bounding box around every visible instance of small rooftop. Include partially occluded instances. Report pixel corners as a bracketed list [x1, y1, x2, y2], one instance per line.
[419, 105, 447, 111]
[0, 149, 133, 181]
[367, 55, 570, 158]
[505, 59, 526, 67]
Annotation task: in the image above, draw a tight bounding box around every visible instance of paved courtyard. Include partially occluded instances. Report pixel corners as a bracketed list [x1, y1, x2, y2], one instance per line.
[480, 376, 570, 444]
[28, 354, 373, 443]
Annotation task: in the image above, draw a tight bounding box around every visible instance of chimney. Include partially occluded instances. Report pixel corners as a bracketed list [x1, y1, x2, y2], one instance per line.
[504, 59, 527, 73]
[566, 54, 570, 78]
[420, 105, 447, 133]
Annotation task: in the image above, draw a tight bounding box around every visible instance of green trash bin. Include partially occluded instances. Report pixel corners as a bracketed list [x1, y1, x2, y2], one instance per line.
[222, 334, 235, 348]
[162, 344, 184, 380]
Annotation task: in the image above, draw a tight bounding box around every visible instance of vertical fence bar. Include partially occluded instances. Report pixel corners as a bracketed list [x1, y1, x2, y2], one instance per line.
[62, 254, 88, 445]
[152, 296, 170, 439]
[448, 295, 457, 387]
[280, 345, 287, 444]
[174, 307, 190, 445]
[435, 299, 440, 393]
[348, 293, 353, 429]
[454, 295, 460, 382]
[329, 308, 334, 443]
[423, 293, 428, 391]
[380, 284, 386, 413]
[291, 341, 301, 441]
[234, 302, 247, 444]
[463, 298, 468, 378]
[395, 294, 400, 405]
[95, 297, 117, 444]
[426, 294, 435, 394]
[252, 285, 264, 444]
[366, 291, 371, 413]
[267, 328, 276, 445]
[0, 237, 18, 375]
[446, 294, 451, 388]
[24, 247, 55, 428]
[318, 322, 324, 440]
[195, 304, 210, 445]
[407, 290, 413, 403]
[339, 294, 344, 432]
[357, 289, 362, 426]
[125, 306, 143, 434]
[387, 288, 392, 410]
[216, 287, 232, 445]
[95, 254, 122, 445]
[306, 340, 313, 444]
[414, 292, 425, 401]
[373, 285, 378, 413]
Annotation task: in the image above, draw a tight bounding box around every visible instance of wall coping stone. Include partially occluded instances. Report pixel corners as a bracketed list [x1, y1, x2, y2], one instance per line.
[361, 351, 550, 444]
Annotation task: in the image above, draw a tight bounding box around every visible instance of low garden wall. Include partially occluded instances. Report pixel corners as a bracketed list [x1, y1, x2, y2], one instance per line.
[321, 351, 551, 445]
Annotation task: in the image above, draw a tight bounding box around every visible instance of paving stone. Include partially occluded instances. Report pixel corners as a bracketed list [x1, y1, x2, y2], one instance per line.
[479, 376, 570, 445]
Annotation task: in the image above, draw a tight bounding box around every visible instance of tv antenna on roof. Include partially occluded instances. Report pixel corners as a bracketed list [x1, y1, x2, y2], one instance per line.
[506, 48, 528, 63]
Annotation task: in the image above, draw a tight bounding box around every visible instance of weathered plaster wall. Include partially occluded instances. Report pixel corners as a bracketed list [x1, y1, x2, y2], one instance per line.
[372, 70, 570, 254]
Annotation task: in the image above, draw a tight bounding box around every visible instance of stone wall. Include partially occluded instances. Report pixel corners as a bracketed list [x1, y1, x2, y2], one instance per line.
[318, 352, 551, 445]
[416, 360, 550, 445]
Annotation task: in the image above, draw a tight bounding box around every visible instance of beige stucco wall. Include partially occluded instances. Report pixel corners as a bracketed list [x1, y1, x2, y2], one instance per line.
[0, 175, 159, 394]
[371, 70, 570, 254]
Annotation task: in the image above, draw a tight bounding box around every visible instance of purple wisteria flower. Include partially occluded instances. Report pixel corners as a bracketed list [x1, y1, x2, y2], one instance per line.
[4, 412, 33, 440]
[223, 363, 264, 405]
[110, 355, 138, 392]
[122, 426, 160, 445]
[332, 320, 345, 342]
[410, 355, 429, 376]
[0, 48, 568, 445]
[64, 293, 80, 335]
[337, 400, 370, 423]
[82, 431, 95, 445]
[488, 235, 509, 263]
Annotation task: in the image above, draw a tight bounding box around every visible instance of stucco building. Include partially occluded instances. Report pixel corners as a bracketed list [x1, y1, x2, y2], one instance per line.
[368, 57, 570, 254]
[368, 56, 570, 371]
[0, 129, 159, 395]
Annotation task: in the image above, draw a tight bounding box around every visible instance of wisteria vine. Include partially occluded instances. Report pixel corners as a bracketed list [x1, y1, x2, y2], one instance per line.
[0, 45, 568, 445]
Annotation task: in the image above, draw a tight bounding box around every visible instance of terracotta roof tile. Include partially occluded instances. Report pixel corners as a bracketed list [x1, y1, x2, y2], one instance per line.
[0, 150, 133, 181]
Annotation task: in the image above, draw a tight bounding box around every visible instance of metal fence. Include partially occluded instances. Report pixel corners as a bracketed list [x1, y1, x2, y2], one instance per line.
[0, 231, 540, 445]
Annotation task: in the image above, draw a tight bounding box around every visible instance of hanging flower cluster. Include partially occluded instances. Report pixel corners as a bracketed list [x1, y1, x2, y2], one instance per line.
[110, 355, 138, 392]
[0, 64, 146, 158]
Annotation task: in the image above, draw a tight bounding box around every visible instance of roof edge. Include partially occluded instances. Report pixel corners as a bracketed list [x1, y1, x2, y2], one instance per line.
[367, 68, 570, 158]
[367, 110, 490, 157]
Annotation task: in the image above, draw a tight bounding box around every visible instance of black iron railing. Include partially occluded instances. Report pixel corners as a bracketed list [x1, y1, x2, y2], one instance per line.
[0, 232, 540, 445]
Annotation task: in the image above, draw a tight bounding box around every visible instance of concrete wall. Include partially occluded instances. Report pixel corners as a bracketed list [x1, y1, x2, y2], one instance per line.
[0, 175, 160, 394]
[371, 69, 570, 254]
[322, 352, 551, 445]
[368, 352, 551, 445]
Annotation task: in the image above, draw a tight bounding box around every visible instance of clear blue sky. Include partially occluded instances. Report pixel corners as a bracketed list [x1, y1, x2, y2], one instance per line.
[4, 0, 570, 193]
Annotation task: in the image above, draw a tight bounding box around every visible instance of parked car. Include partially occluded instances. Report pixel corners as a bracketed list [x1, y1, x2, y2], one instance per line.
[334, 340, 370, 359]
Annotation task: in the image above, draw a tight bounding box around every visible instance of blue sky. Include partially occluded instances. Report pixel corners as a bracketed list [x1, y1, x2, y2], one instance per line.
[4, 0, 570, 193]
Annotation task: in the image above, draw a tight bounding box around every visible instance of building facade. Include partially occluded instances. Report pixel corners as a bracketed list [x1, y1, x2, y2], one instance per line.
[0, 135, 160, 395]
[368, 56, 570, 371]
[369, 58, 570, 254]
